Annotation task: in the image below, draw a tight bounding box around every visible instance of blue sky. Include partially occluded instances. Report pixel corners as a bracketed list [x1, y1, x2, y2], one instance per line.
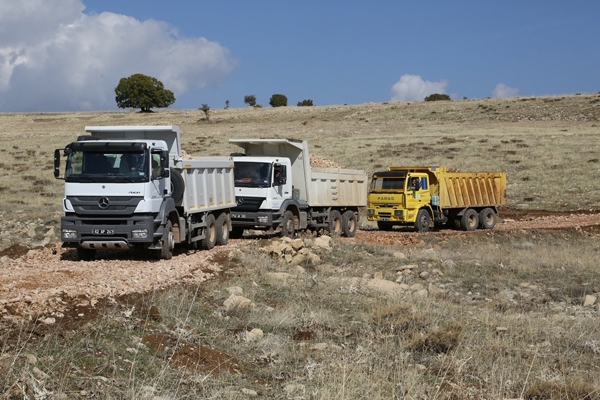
[1, 1, 598, 112]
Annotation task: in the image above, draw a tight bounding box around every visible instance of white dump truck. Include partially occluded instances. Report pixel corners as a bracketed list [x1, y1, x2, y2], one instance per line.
[229, 139, 368, 238]
[54, 125, 235, 261]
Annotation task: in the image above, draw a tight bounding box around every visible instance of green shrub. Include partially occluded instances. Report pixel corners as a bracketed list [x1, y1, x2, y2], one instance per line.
[424, 93, 451, 102]
[243, 95, 257, 107]
[297, 99, 314, 107]
[269, 94, 288, 107]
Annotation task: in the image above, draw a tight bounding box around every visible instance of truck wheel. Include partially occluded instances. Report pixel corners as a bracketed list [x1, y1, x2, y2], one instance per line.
[479, 208, 497, 229]
[160, 220, 174, 260]
[170, 169, 185, 206]
[201, 214, 217, 250]
[216, 212, 229, 246]
[377, 221, 393, 231]
[77, 247, 96, 261]
[328, 210, 342, 236]
[460, 209, 479, 231]
[342, 210, 358, 237]
[280, 210, 296, 238]
[414, 209, 431, 232]
[230, 227, 244, 239]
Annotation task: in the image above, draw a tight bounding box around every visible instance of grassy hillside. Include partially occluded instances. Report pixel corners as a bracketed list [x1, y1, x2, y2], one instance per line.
[0, 93, 599, 248]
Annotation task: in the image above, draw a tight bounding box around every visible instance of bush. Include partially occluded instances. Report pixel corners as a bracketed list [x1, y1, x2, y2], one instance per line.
[297, 99, 314, 107]
[269, 94, 288, 108]
[199, 104, 210, 121]
[424, 93, 451, 102]
[244, 95, 257, 107]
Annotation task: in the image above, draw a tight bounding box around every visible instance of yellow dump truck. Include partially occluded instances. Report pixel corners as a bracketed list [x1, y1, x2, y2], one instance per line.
[367, 166, 506, 232]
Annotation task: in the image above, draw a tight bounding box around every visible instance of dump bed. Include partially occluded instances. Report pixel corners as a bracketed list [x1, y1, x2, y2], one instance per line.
[181, 157, 236, 214]
[436, 171, 506, 208]
[309, 167, 368, 207]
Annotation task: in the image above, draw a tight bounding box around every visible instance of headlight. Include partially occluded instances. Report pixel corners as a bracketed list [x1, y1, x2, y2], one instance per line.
[62, 229, 77, 239]
[367, 209, 374, 215]
[394, 210, 403, 217]
[132, 229, 148, 239]
[258, 216, 269, 223]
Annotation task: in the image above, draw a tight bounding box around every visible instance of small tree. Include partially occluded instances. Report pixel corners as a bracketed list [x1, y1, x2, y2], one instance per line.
[244, 95, 257, 107]
[297, 99, 314, 107]
[199, 104, 211, 121]
[269, 94, 287, 108]
[225, 100, 230, 109]
[424, 93, 451, 102]
[114, 73, 175, 112]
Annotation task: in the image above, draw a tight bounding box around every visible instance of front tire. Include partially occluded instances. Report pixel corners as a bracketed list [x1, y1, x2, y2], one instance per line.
[280, 210, 296, 238]
[414, 209, 431, 232]
[159, 220, 174, 260]
[342, 210, 358, 237]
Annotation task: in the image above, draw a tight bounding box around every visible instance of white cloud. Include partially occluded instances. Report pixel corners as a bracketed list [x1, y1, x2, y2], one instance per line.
[0, 0, 237, 111]
[390, 74, 448, 102]
[492, 83, 519, 98]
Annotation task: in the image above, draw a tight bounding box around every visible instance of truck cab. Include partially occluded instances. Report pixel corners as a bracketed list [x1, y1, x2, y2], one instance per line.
[55, 125, 236, 261]
[55, 136, 172, 259]
[230, 156, 296, 233]
[368, 170, 433, 230]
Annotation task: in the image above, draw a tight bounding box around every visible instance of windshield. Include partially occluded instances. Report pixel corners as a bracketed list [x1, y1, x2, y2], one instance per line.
[234, 161, 272, 187]
[371, 177, 405, 191]
[65, 148, 149, 183]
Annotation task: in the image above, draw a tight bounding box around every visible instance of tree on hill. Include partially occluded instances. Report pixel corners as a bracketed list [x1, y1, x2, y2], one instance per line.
[114, 73, 175, 112]
[424, 93, 451, 102]
[244, 95, 257, 107]
[269, 94, 287, 107]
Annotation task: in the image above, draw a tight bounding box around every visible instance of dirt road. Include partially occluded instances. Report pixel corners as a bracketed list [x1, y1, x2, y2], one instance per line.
[1, 209, 599, 323]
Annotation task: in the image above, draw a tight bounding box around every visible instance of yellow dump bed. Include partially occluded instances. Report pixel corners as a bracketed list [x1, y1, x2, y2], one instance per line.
[436, 171, 506, 208]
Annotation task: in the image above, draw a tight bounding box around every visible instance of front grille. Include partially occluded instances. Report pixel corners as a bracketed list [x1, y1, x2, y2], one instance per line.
[233, 197, 265, 212]
[67, 196, 143, 216]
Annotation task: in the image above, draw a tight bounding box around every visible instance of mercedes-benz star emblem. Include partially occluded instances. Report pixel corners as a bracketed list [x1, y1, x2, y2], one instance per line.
[98, 197, 110, 209]
[236, 197, 244, 206]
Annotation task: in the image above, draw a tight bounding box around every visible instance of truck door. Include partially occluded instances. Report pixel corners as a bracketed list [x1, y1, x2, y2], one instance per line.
[406, 174, 431, 208]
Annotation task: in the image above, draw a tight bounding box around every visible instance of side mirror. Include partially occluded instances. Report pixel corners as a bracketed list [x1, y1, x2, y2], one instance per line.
[53, 149, 61, 179]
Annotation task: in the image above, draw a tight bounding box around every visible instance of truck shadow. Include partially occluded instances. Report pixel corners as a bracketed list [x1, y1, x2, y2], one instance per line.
[60, 247, 189, 262]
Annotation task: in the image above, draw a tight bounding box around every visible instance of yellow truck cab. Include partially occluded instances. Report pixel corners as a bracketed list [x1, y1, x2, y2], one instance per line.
[367, 166, 506, 232]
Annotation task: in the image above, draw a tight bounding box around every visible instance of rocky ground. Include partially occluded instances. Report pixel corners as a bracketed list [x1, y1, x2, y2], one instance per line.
[1, 208, 599, 325]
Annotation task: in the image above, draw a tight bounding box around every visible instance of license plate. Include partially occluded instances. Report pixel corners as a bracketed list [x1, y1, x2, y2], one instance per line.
[231, 214, 246, 219]
[380, 218, 390, 221]
[92, 229, 114, 235]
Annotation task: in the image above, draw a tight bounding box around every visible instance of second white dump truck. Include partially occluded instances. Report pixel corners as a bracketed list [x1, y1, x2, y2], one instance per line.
[229, 139, 368, 238]
[54, 125, 235, 261]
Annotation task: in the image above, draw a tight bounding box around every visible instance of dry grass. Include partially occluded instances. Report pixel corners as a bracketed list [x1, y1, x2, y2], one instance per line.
[1, 95, 600, 398]
[2, 229, 599, 398]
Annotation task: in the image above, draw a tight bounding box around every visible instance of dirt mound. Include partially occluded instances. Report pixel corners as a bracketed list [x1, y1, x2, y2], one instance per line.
[310, 154, 345, 168]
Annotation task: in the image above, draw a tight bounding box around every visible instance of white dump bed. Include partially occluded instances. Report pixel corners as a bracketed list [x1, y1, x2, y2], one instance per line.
[230, 138, 368, 207]
[181, 157, 236, 214]
[309, 167, 368, 207]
